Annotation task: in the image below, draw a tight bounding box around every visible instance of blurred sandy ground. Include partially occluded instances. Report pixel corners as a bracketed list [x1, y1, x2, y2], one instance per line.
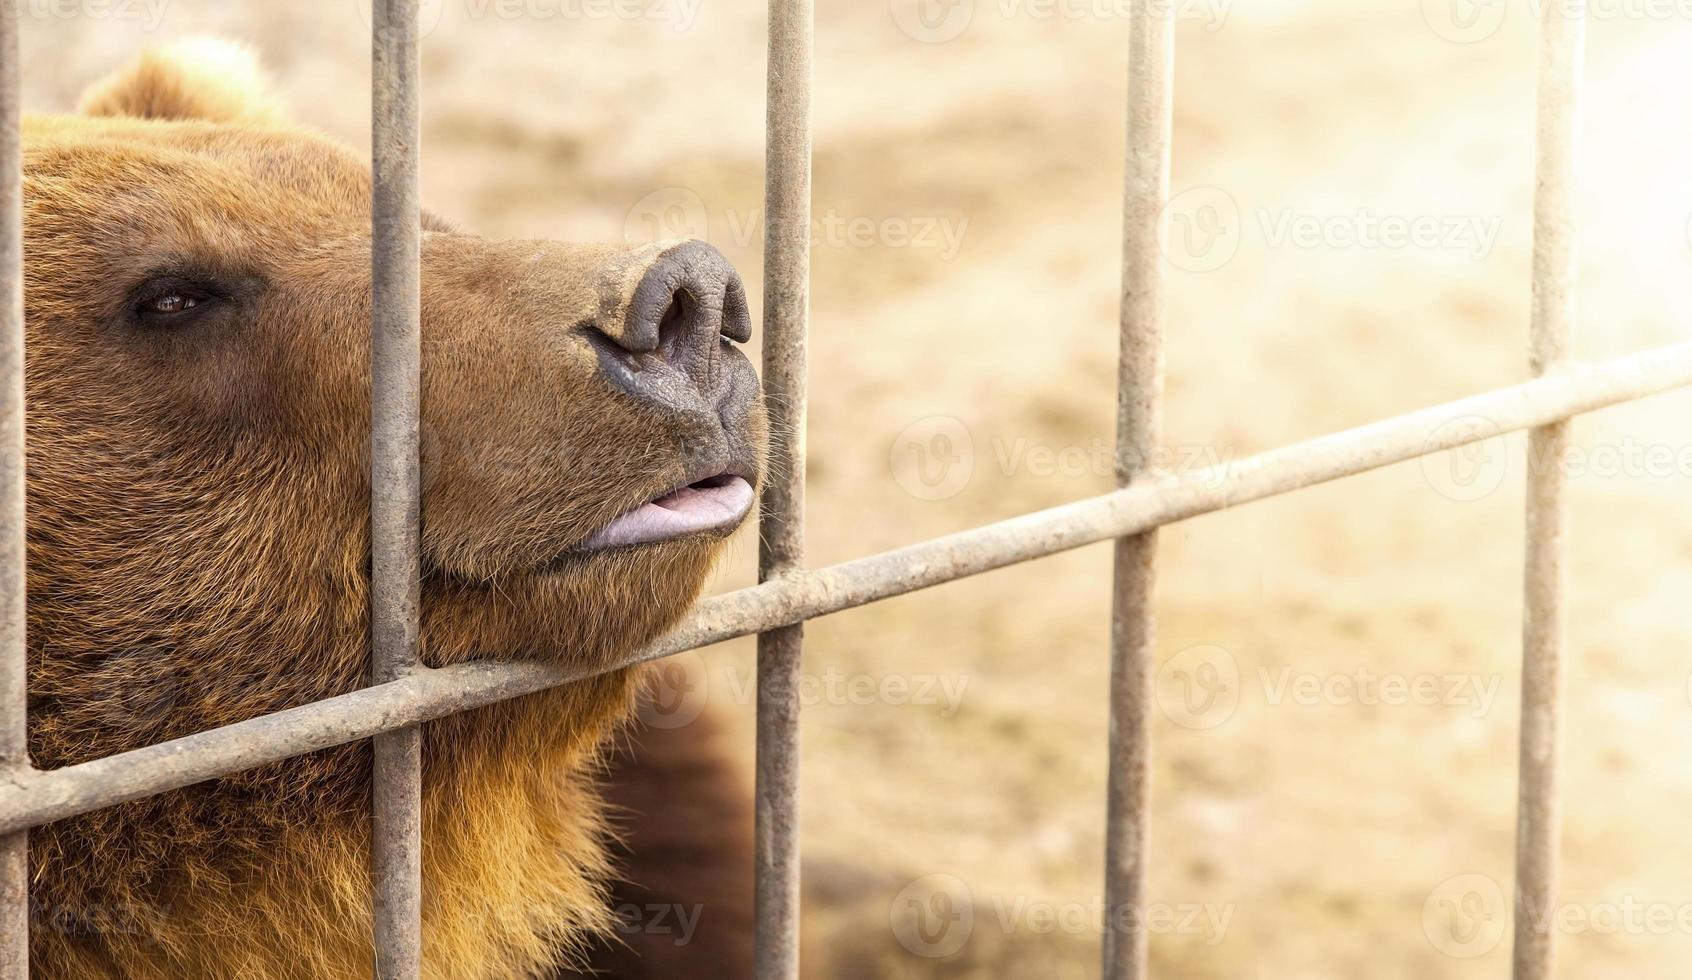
[19, 1, 1692, 976]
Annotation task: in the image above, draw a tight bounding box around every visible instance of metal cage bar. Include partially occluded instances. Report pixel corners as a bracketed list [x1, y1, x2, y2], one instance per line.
[0, 9, 25, 978]
[1103, 3, 1174, 978]
[755, 0, 812, 975]
[1513, 4, 1585, 978]
[370, 1, 425, 976]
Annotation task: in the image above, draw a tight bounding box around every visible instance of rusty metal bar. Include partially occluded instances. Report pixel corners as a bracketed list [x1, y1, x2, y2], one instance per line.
[755, 0, 812, 975]
[370, 1, 424, 977]
[0, 9, 26, 978]
[0, 340, 1685, 836]
[1103, 3, 1174, 977]
[1512, 3, 1584, 978]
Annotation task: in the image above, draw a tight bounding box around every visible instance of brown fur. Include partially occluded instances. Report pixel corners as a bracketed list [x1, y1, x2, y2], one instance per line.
[564, 709, 756, 978]
[22, 40, 764, 979]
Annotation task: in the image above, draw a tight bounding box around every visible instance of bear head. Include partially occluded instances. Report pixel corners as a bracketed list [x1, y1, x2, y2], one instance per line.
[20, 38, 764, 978]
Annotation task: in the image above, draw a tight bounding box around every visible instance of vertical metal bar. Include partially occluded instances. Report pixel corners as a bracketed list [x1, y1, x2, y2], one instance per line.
[755, 0, 811, 975]
[1102, 3, 1173, 978]
[370, 1, 423, 978]
[0, 8, 25, 979]
[1512, 3, 1583, 979]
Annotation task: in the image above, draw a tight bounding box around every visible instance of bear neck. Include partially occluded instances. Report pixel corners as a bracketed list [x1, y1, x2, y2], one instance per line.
[33, 675, 640, 980]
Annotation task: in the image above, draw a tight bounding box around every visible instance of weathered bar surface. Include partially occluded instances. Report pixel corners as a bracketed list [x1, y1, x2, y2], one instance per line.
[1512, 3, 1584, 978]
[1102, 3, 1173, 978]
[754, 0, 811, 976]
[0, 9, 26, 977]
[370, 0, 424, 976]
[0, 340, 1687, 835]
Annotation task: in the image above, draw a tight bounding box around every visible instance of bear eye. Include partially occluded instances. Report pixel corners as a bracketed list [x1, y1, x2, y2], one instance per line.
[147, 294, 199, 314]
[130, 276, 227, 328]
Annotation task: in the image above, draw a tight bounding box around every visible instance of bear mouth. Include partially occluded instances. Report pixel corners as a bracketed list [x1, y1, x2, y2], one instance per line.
[574, 472, 756, 552]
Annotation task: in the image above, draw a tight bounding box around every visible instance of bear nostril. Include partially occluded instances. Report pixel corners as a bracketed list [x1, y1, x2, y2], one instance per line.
[656, 291, 694, 356]
[600, 241, 749, 385]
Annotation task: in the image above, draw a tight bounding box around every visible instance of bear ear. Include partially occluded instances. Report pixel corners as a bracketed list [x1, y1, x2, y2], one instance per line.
[77, 37, 286, 125]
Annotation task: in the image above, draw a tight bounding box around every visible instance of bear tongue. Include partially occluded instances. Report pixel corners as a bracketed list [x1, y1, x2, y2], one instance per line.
[577, 476, 755, 552]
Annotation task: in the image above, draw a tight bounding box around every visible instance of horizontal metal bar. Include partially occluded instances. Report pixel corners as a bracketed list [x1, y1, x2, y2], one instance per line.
[0, 339, 1687, 833]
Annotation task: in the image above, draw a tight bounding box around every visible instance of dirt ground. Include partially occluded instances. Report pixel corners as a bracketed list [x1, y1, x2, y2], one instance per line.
[20, 2, 1692, 977]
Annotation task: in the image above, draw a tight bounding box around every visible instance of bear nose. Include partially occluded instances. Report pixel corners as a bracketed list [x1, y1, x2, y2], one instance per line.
[590, 241, 751, 408]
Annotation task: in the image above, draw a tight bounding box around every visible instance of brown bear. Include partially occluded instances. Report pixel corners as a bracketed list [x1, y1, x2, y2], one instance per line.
[21, 38, 761, 979]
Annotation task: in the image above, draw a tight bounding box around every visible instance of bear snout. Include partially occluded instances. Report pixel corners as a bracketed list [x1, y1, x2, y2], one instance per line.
[586, 240, 755, 422]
